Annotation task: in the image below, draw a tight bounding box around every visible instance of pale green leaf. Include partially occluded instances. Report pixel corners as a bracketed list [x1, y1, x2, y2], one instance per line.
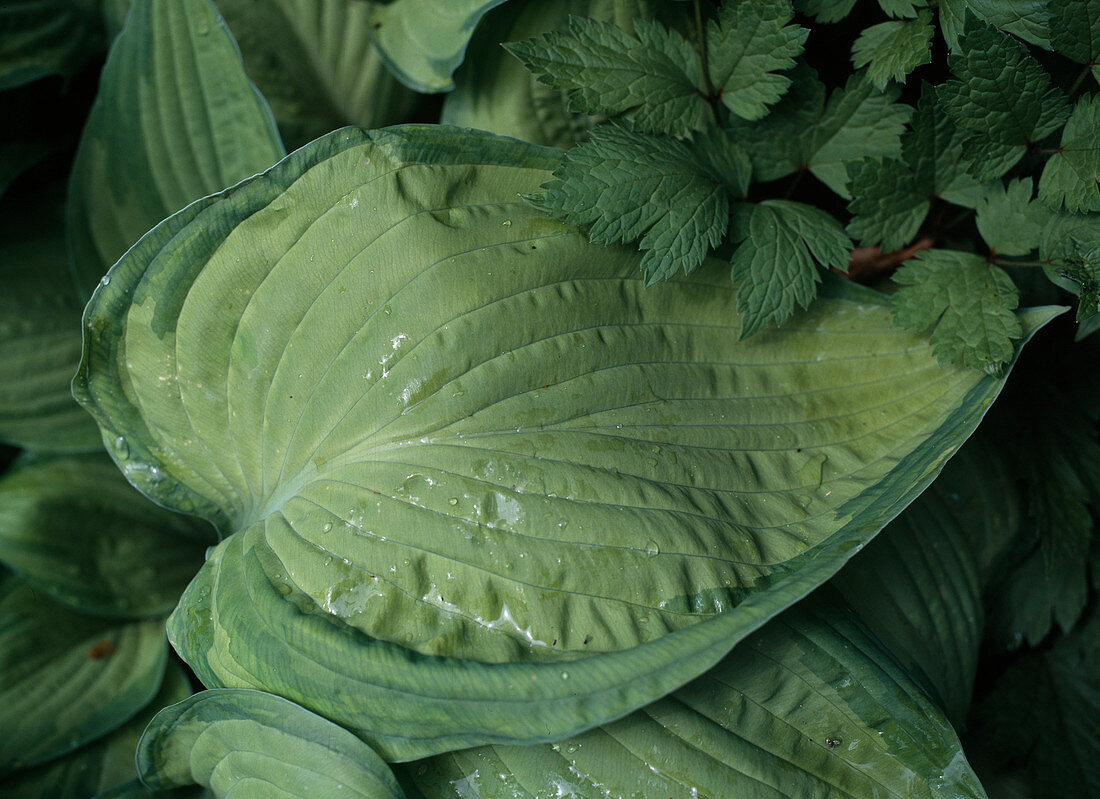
[0, 184, 101, 453]
[75, 125, 1053, 760]
[67, 0, 286, 296]
[0, 455, 212, 618]
[730, 200, 852, 336]
[209, 0, 414, 150]
[940, 0, 1053, 50]
[1039, 94, 1100, 213]
[403, 596, 986, 799]
[367, 0, 506, 93]
[0, 664, 193, 799]
[504, 14, 706, 136]
[137, 689, 403, 798]
[705, 0, 807, 121]
[851, 11, 933, 90]
[975, 178, 1051, 256]
[892, 249, 1023, 374]
[0, 575, 168, 776]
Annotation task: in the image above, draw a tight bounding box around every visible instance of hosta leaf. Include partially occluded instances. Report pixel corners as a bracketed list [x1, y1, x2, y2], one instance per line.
[833, 441, 999, 724]
[0, 575, 167, 776]
[216, 0, 415, 150]
[367, 0, 508, 94]
[401, 596, 986, 799]
[0, 184, 101, 453]
[137, 689, 403, 797]
[66, 0, 285, 296]
[0, 663, 193, 798]
[504, 14, 706, 136]
[1039, 93, 1100, 213]
[0, 455, 212, 618]
[0, 0, 105, 89]
[76, 125, 1053, 760]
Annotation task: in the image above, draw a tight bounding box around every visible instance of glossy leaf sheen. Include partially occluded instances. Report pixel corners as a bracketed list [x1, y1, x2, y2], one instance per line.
[66, 0, 285, 296]
[0, 456, 212, 618]
[75, 125, 1052, 759]
[0, 576, 167, 775]
[402, 597, 986, 799]
[137, 689, 404, 798]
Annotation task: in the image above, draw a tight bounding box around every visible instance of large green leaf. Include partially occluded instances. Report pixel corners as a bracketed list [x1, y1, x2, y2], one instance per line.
[0, 183, 101, 453]
[0, 0, 105, 89]
[215, 0, 415, 150]
[366, 0, 508, 93]
[0, 663, 192, 798]
[66, 0, 285, 296]
[0, 455, 212, 617]
[833, 438, 1016, 725]
[0, 574, 167, 776]
[401, 594, 986, 798]
[75, 125, 1054, 759]
[137, 689, 404, 798]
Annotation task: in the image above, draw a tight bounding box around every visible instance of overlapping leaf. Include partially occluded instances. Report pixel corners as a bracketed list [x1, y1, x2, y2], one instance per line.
[504, 14, 706, 136]
[0, 664, 193, 798]
[67, 0, 285, 296]
[975, 178, 1050, 256]
[1039, 94, 1100, 213]
[0, 0, 104, 89]
[726, 67, 911, 196]
[0, 455, 212, 617]
[76, 125, 1053, 760]
[214, 0, 415, 150]
[851, 10, 933, 90]
[939, 0, 1053, 50]
[137, 690, 403, 797]
[402, 598, 985, 798]
[939, 18, 1069, 180]
[366, 0, 507, 94]
[0, 183, 101, 453]
[891, 249, 1023, 374]
[0, 575, 167, 776]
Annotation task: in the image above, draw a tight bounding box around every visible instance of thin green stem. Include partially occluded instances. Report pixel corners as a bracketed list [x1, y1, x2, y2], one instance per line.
[993, 258, 1048, 267]
[1068, 61, 1095, 96]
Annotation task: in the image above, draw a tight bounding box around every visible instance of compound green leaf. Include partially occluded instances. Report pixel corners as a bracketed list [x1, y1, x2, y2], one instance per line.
[846, 157, 929, 250]
[1039, 93, 1100, 213]
[975, 178, 1050, 256]
[794, 0, 856, 23]
[0, 183, 101, 453]
[727, 68, 911, 197]
[366, 0, 506, 94]
[705, 0, 807, 121]
[940, 0, 1052, 51]
[0, 455, 212, 618]
[402, 596, 986, 799]
[939, 18, 1069, 180]
[730, 200, 851, 336]
[891, 249, 1023, 374]
[0, 0, 104, 89]
[212, 0, 414, 150]
[137, 689, 403, 798]
[528, 123, 734, 284]
[76, 125, 1053, 760]
[0, 575, 167, 776]
[851, 11, 933, 90]
[0, 663, 193, 799]
[504, 14, 706, 136]
[67, 0, 285, 296]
